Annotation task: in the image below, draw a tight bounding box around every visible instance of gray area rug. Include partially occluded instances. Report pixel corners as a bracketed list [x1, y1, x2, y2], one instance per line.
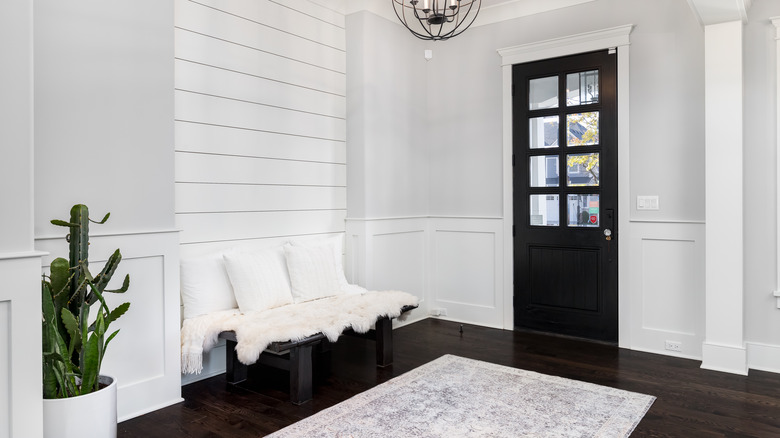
[268, 354, 655, 437]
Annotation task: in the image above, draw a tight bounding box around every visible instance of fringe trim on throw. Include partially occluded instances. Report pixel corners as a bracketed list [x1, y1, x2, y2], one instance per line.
[181, 351, 203, 375]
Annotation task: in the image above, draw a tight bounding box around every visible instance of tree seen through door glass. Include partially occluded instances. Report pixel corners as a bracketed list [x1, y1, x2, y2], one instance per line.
[567, 194, 599, 227]
[566, 70, 599, 106]
[567, 153, 599, 186]
[567, 112, 599, 146]
[529, 76, 558, 110]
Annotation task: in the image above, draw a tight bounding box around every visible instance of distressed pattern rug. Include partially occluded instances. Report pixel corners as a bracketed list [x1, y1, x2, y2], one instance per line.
[268, 354, 655, 438]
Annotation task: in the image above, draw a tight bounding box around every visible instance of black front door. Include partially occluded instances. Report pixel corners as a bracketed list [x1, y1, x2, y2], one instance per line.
[513, 50, 618, 342]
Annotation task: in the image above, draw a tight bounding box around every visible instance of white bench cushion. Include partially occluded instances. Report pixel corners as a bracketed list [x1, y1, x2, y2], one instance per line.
[223, 246, 294, 313]
[180, 252, 238, 319]
[284, 243, 343, 303]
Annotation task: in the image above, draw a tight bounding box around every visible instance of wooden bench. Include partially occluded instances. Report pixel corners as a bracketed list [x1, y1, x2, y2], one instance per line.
[219, 306, 415, 405]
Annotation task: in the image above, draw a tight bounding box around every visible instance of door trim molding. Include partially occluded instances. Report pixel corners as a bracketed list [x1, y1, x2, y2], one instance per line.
[772, 16, 780, 309]
[497, 25, 634, 344]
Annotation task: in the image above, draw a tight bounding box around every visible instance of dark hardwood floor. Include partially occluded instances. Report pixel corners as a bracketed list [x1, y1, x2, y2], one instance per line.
[119, 319, 780, 437]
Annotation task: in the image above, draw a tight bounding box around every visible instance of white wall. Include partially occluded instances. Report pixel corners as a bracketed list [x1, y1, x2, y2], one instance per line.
[175, 0, 350, 383]
[0, 1, 43, 435]
[345, 11, 506, 327]
[175, 0, 347, 254]
[349, 0, 709, 344]
[427, 0, 705, 220]
[34, 0, 175, 236]
[346, 11, 429, 219]
[345, 0, 780, 369]
[33, 0, 182, 421]
[348, 0, 780, 372]
[744, 1, 780, 372]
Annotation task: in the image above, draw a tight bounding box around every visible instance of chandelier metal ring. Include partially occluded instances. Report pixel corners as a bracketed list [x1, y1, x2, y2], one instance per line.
[391, 0, 482, 41]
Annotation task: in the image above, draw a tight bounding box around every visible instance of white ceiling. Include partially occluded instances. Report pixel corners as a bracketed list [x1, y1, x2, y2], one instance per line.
[686, 0, 752, 25]
[339, 0, 753, 29]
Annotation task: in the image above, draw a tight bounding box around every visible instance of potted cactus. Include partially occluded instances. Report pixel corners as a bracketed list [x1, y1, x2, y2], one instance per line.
[41, 204, 130, 438]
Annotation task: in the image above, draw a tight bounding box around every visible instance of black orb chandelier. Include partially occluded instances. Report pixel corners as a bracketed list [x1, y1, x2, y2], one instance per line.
[391, 0, 482, 41]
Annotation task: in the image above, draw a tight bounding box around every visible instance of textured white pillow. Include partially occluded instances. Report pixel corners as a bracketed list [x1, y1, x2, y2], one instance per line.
[289, 235, 350, 292]
[180, 252, 238, 319]
[222, 246, 294, 313]
[284, 243, 343, 303]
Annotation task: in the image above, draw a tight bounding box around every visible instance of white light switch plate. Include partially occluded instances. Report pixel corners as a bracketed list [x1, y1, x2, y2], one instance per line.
[637, 195, 659, 210]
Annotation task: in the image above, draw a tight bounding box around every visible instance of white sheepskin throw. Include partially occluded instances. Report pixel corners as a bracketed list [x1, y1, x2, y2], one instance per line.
[181, 290, 419, 375]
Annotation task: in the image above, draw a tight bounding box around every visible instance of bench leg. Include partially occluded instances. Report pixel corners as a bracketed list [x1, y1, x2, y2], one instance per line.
[225, 339, 248, 384]
[376, 316, 393, 367]
[289, 344, 314, 405]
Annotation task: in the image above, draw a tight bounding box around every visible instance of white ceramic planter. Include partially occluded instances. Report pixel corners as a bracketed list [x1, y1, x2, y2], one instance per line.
[43, 375, 117, 438]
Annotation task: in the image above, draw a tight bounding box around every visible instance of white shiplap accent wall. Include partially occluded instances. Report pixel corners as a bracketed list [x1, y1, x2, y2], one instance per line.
[175, 0, 346, 382]
[175, 0, 346, 250]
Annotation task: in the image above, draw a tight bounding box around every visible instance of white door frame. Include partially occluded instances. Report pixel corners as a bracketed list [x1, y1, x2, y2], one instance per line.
[497, 25, 633, 347]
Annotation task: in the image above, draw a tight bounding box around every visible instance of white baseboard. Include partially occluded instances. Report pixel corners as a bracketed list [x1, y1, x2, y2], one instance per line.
[701, 342, 748, 375]
[118, 397, 185, 423]
[747, 342, 780, 374]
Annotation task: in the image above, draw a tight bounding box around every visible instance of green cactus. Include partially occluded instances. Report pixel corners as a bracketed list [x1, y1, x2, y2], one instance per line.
[42, 204, 130, 398]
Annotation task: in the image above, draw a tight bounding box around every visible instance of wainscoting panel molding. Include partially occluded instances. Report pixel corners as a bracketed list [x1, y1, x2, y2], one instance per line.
[346, 217, 429, 326]
[0, 300, 8, 438]
[430, 218, 505, 328]
[629, 221, 705, 360]
[373, 231, 427, 299]
[0, 256, 44, 438]
[36, 230, 182, 421]
[347, 217, 505, 329]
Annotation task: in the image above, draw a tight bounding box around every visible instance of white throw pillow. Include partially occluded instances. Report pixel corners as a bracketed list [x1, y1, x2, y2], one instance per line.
[284, 243, 343, 303]
[222, 246, 294, 313]
[180, 252, 238, 319]
[289, 235, 350, 292]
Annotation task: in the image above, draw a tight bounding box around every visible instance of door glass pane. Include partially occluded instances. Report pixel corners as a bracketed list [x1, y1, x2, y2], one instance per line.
[529, 116, 559, 149]
[566, 70, 599, 106]
[530, 194, 559, 226]
[529, 76, 558, 110]
[567, 153, 599, 186]
[567, 194, 599, 227]
[567, 111, 599, 146]
[529, 155, 559, 187]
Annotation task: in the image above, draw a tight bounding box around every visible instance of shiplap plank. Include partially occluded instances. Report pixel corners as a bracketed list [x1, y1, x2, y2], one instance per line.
[191, 0, 345, 49]
[175, 91, 346, 141]
[179, 232, 345, 259]
[176, 184, 346, 213]
[176, 0, 345, 73]
[177, 210, 347, 244]
[175, 122, 345, 163]
[175, 60, 345, 119]
[269, 0, 345, 28]
[175, 29, 345, 96]
[175, 152, 346, 186]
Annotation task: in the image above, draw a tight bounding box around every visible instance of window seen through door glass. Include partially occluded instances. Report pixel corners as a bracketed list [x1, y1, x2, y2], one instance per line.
[529, 116, 559, 149]
[567, 112, 599, 146]
[530, 194, 559, 226]
[529, 155, 559, 187]
[567, 153, 599, 186]
[567, 194, 599, 227]
[529, 76, 558, 110]
[566, 70, 599, 106]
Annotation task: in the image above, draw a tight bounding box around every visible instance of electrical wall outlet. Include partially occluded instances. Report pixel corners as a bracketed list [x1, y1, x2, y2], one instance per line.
[430, 308, 448, 317]
[637, 195, 660, 210]
[664, 340, 682, 352]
